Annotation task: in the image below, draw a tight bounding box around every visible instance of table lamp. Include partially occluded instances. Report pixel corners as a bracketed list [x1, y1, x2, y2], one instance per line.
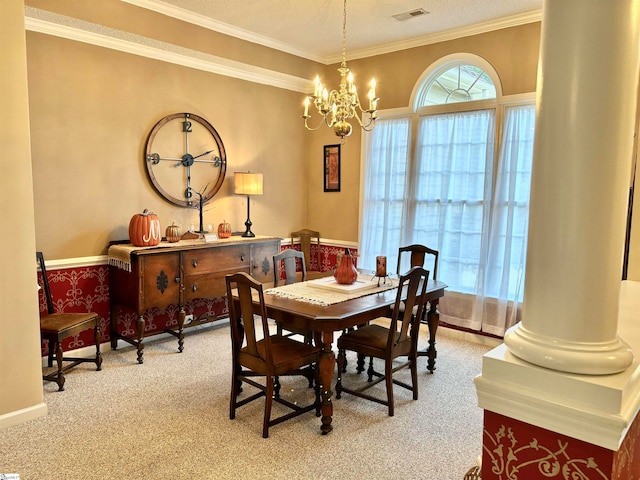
[234, 172, 263, 237]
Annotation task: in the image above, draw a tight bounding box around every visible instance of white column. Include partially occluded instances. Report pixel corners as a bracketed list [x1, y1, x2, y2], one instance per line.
[504, 0, 639, 374]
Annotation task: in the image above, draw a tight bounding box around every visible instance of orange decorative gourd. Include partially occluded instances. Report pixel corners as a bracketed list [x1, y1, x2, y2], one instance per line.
[217, 220, 232, 239]
[165, 223, 181, 243]
[129, 209, 161, 247]
[334, 248, 358, 285]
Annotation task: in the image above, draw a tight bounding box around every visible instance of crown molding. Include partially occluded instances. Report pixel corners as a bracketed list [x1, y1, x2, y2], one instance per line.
[121, 0, 326, 64]
[122, 1, 541, 65]
[329, 10, 542, 64]
[24, 8, 313, 94]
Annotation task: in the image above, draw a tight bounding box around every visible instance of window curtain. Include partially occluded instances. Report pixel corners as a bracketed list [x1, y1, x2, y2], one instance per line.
[473, 104, 535, 336]
[408, 109, 495, 287]
[406, 110, 495, 330]
[359, 117, 411, 272]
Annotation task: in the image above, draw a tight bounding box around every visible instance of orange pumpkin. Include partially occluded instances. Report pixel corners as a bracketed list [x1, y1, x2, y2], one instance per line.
[165, 223, 181, 243]
[129, 209, 161, 247]
[217, 220, 232, 239]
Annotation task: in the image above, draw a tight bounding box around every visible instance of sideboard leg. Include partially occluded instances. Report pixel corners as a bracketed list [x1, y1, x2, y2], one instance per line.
[136, 314, 145, 364]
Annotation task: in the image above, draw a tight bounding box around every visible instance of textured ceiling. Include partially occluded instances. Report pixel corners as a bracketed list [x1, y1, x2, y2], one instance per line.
[133, 0, 543, 62]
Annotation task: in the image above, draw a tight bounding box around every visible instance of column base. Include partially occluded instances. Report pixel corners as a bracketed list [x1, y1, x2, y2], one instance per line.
[504, 323, 633, 375]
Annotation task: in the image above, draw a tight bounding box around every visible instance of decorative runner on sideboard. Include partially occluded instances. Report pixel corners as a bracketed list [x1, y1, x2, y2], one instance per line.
[108, 235, 273, 271]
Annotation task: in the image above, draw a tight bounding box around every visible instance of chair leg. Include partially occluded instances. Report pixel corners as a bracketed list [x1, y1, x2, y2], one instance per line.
[54, 341, 65, 391]
[94, 324, 103, 371]
[47, 340, 54, 368]
[385, 358, 394, 417]
[230, 364, 240, 420]
[411, 355, 418, 400]
[263, 376, 275, 438]
[356, 353, 365, 373]
[367, 356, 375, 382]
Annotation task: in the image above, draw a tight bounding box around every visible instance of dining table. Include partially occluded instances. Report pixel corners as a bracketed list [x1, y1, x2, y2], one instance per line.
[236, 273, 447, 434]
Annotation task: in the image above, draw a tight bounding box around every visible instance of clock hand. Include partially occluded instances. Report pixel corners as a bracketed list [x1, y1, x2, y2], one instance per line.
[192, 149, 215, 160]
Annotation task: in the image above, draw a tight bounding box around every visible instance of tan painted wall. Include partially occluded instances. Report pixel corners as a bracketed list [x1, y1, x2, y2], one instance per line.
[0, 0, 47, 422]
[26, 33, 311, 258]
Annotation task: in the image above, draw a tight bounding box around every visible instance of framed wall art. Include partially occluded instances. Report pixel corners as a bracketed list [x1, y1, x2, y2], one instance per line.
[324, 144, 341, 192]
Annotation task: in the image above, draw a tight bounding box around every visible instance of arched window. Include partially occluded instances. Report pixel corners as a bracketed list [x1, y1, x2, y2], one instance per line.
[360, 54, 535, 337]
[420, 64, 496, 105]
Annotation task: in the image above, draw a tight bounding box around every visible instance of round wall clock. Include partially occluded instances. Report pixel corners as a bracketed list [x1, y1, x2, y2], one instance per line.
[144, 112, 226, 208]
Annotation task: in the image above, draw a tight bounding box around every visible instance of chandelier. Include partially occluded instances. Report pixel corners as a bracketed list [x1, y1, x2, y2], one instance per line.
[302, 0, 379, 139]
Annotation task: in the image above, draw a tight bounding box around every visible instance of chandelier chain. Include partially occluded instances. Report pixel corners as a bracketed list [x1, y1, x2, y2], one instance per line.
[342, 0, 347, 68]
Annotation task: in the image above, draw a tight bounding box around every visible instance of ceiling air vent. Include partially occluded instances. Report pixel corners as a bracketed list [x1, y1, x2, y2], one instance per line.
[392, 8, 429, 21]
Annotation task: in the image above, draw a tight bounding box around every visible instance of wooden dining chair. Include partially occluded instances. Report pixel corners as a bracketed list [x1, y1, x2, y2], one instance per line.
[272, 249, 314, 346]
[290, 229, 328, 280]
[273, 248, 306, 287]
[352, 244, 439, 375]
[226, 272, 321, 438]
[335, 266, 430, 416]
[37, 251, 102, 391]
[396, 244, 439, 280]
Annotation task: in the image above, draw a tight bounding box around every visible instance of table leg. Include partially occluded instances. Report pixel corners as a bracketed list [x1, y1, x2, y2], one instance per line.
[426, 299, 440, 373]
[318, 332, 335, 435]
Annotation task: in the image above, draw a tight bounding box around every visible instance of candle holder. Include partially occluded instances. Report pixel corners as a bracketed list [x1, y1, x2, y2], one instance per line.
[373, 256, 392, 286]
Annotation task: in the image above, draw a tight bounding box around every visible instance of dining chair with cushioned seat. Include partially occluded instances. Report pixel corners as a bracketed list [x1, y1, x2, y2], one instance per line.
[335, 266, 430, 416]
[352, 244, 439, 375]
[226, 271, 321, 438]
[37, 251, 102, 391]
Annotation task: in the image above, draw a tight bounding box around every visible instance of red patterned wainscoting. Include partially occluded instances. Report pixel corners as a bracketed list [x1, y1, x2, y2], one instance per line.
[38, 264, 111, 356]
[40, 243, 357, 356]
[482, 410, 640, 480]
[284, 243, 358, 277]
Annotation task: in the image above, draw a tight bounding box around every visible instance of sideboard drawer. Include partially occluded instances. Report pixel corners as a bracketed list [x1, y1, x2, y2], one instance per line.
[183, 245, 250, 274]
[183, 267, 250, 302]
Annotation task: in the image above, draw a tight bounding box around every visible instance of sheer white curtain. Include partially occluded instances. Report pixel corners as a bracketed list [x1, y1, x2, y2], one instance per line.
[474, 104, 535, 335]
[360, 106, 534, 337]
[359, 117, 411, 272]
[409, 110, 495, 287]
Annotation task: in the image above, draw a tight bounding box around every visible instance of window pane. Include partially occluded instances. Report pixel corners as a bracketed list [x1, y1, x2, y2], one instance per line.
[422, 65, 496, 106]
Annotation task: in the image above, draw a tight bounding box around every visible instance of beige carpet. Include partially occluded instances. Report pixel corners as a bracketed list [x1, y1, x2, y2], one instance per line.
[2, 321, 495, 480]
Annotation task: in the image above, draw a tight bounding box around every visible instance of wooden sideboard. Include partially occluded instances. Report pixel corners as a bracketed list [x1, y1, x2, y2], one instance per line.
[109, 236, 281, 363]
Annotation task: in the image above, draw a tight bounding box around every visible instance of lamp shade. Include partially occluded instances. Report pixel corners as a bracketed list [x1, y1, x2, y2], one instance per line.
[234, 172, 263, 196]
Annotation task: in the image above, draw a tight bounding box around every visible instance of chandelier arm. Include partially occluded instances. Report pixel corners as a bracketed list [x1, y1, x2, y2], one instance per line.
[303, 115, 332, 132]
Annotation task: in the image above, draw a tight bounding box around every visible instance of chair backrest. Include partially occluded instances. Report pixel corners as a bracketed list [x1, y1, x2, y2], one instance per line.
[387, 266, 430, 351]
[291, 229, 321, 271]
[36, 251, 55, 315]
[396, 244, 438, 280]
[225, 272, 273, 369]
[273, 249, 306, 287]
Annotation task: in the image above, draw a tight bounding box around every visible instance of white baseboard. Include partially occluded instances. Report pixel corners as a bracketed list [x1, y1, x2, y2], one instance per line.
[438, 325, 503, 348]
[0, 402, 48, 430]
